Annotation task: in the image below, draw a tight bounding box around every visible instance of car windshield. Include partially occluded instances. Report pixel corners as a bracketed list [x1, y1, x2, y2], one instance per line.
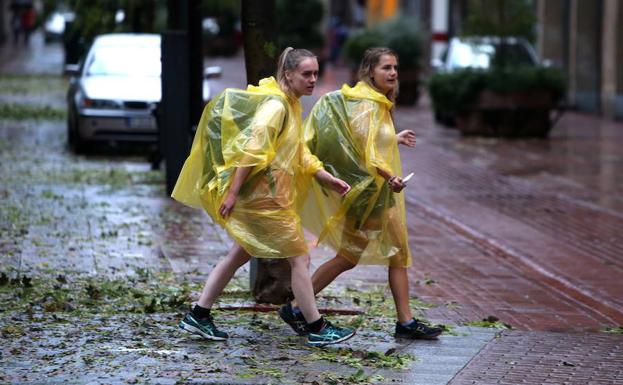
[449, 41, 535, 70]
[86, 45, 161, 77]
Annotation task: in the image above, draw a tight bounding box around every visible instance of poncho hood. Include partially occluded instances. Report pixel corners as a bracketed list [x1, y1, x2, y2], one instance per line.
[341, 81, 394, 109]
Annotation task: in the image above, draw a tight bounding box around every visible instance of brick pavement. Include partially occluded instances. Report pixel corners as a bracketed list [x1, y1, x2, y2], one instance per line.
[448, 331, 623, 385]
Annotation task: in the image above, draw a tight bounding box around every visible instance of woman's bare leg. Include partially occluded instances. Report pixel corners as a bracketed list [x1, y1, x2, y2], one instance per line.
[288, 255, 321, 323]
[197, 243, 251, 308]
[292, 254, 356, 307]
[389, 266, 414, 323]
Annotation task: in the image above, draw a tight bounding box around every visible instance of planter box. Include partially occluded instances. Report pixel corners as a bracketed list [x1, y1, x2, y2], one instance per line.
[456, 90, 555, 137]
[396, 70, 420, 106]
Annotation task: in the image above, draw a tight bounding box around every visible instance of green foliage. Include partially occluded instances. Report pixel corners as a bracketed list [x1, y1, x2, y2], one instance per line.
[202, 0, 240, 16]
[343, 29, 384, 68]
[464, 315, 512, 329]
[0, 104, 66, 120]
[0, 74, 67, 94]
[462, 0, 537, 42]
[343, 17, 423, 70]
[602, 326, 623, 334]
[309, 347, 416, 370]
[428, 66, 567, 115]
[277, 0, 325, 49]
[63, 0, 167, 56]
[65, 0, 124, 44]
[0, 75, 68, 121]
[0, 269, 195, 315]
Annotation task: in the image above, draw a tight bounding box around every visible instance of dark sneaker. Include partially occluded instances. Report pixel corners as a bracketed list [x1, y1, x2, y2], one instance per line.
[307, 321, 356, 347]
[395, 318, 443, 340]
[278, 304, 309, 336]
[179, 313, 229, 341]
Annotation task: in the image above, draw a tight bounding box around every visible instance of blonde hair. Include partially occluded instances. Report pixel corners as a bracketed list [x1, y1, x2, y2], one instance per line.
[276, 47, 316, 99]
[357, 47, 399, 102]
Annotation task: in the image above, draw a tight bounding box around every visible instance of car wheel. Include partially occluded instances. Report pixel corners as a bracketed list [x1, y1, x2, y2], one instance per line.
[67, 111, 86, 154]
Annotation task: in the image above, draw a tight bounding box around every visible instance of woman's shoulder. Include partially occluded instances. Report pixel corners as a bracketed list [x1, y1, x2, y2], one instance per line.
[259, 97, 288, 114]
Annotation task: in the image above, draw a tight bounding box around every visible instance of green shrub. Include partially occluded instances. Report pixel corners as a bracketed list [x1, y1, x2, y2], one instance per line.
[462, 0, 536, 43]
[428, 67, 567, 114]
[343, 28, 384, 67]
[277, 0, 325, 50]
[343, 17, 423, 71]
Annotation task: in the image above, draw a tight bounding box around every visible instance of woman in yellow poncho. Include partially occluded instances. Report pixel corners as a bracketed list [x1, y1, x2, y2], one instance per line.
[171, 48, 355, 346]
[281, 48, 443, 340]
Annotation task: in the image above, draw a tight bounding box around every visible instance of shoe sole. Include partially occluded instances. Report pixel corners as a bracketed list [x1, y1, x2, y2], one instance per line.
[307, 330, 356, 347]
[395, 331, 442, 340]
[179, 321, 228, 341]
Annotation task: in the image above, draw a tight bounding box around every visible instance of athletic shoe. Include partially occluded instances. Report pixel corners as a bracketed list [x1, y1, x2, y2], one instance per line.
[278, 303, 309, 336]
[395, 318, 443, 340]
[179, 313, 229, 341]
[307, 321, 355, 346]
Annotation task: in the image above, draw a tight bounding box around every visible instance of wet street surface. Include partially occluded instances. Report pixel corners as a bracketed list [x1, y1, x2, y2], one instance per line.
[1, 33, 622, 384]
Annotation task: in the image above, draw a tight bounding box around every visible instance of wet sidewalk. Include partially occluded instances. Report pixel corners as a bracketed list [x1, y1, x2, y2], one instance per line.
[1, 34, 623, 384]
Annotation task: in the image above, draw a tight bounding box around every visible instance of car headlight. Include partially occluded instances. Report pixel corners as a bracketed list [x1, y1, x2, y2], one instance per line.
[81, 97, 123, 109]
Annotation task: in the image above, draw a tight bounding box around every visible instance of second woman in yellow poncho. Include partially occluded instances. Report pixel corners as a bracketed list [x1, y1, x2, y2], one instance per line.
[281, 48, 443, 340]
[172, 48, 355, 346]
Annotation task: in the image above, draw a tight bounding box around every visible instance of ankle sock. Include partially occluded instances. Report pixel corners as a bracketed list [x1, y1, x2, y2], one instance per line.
[401, 318, 417, 327]
[307, 316, 325, 333]
[191, 304, 211, 319]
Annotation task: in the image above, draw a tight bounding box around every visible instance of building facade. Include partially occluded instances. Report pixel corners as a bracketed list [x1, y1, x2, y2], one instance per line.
[345, 0, 621, 120]
[537, 0, 622, 119]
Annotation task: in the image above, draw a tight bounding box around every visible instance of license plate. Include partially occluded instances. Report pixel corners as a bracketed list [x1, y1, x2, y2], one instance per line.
[126, 117, 154, 129]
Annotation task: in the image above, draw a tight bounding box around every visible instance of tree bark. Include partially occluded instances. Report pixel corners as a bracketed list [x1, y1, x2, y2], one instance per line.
[241, 0, 292, 304]
[241, 0, 278, 85]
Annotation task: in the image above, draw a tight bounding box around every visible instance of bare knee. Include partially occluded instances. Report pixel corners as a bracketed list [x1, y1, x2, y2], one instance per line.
[288, 255, 310, 271]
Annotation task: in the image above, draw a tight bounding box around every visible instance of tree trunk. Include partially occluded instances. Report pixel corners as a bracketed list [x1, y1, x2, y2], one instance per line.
[241, 0, 278, 85]
[241, 0, 292, 304]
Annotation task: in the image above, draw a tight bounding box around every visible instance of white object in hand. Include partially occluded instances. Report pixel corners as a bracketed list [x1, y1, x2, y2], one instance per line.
[402, 172, 414, 184]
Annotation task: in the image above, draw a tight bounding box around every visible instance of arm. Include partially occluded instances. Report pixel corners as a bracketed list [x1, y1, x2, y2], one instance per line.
[219, 166, 253, 218]
[356, 105, 404, 193]
[376, 167, 405, 193]
[314, 169, 351, 196]
[396, 130, 416, 147]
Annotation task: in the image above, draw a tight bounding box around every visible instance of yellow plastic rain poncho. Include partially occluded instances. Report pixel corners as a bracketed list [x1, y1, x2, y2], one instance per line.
[301, 81, 412, 267]
[172, 77, 323, 258]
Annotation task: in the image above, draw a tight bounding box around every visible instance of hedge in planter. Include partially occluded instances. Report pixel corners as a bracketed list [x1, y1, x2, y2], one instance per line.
[428, 67, 567, 137]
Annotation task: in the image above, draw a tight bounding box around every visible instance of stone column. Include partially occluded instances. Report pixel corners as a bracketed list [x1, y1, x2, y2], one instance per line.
[568, 0, 578, 107]
[536, 0, 566, 69]
[572, 0, 602, 112]
[601, 0, 618, 118]
[617, 3, 623, 119]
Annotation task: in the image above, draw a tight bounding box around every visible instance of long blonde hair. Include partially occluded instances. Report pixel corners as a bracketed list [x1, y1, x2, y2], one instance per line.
[357, 47, 399, 102]
[276, 47, 316, 99]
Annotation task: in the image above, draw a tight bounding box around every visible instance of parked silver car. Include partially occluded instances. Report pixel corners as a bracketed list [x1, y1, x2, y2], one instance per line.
[431, 36, 540, 73]
[66, 33, 219, 152]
